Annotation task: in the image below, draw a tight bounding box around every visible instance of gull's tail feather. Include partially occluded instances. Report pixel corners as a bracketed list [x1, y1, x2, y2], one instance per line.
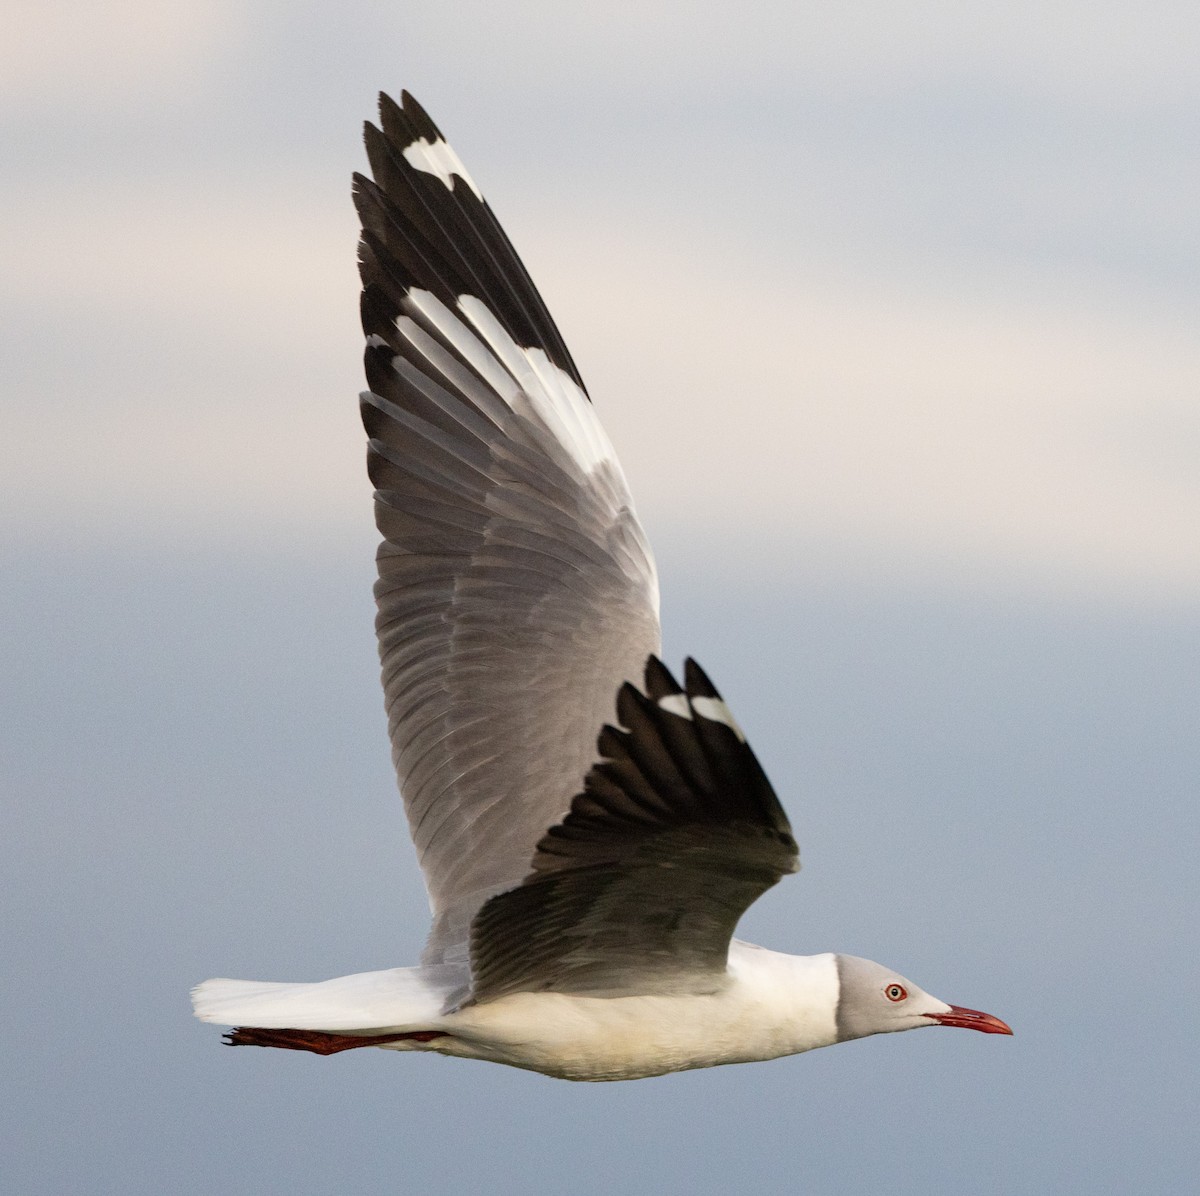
[191, 965, 463, 1032]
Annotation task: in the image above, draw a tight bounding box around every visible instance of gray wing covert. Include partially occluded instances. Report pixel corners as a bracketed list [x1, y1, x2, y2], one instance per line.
[354, 92, 661, 964]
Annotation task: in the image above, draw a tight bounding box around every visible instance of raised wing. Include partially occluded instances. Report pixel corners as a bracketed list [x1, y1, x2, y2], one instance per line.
[353, 92, 661, 964]
[468, 659, 799, 1002]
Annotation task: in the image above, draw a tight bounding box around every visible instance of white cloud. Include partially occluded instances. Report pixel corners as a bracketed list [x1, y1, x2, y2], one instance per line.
[2, 174, 354, 334]
[0, 0, 242, 106]
[4, 0, 1199, 607]
[4, 173, 1198, 606]
[0, 174, 366, 543]
[525, 212, 1200, 603]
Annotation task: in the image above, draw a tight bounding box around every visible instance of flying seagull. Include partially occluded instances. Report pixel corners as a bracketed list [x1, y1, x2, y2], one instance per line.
[192, 92, 1011, 1081]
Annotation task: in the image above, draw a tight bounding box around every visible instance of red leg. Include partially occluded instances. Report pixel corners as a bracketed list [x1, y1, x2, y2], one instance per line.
[224, 1026, 445, 1054]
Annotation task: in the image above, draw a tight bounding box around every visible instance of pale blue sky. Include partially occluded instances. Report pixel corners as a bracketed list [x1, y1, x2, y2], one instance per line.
[3, 3, 1198, 1193]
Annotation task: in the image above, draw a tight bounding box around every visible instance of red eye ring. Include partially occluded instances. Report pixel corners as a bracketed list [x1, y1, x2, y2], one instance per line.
[885, 983, 907, 1003]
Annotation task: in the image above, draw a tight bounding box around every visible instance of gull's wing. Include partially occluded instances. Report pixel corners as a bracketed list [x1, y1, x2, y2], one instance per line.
[353, 92, 661, 965]
[468, 659, 799, 1002]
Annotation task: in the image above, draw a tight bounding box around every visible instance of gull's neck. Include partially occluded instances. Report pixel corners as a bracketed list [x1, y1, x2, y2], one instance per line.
[724, 942, 842, 1058]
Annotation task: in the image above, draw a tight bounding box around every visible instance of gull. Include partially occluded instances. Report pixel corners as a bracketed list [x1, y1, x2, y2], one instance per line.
[191, 92, 1011, 1081]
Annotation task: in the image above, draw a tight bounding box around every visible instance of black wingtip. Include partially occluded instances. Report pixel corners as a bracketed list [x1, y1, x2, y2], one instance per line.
[354, 86, 591, 398]
[378, 90, 400, 122]
[615, 680, 649, 729]
[398, 89, 426, 117]
[383, 89, 442, 145]
[683, 657, 721, 699]
[643, 655, 683, 700]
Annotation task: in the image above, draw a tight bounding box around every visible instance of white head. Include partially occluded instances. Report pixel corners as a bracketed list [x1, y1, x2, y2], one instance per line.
[835, 955, 1012, 1041]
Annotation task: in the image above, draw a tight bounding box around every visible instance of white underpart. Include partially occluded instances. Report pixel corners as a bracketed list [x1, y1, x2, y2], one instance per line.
[692, 697, 746, 742]
[433, 945, 841, 1081]
[401, 136, 484, 201]
[192, 945, 842, 1082]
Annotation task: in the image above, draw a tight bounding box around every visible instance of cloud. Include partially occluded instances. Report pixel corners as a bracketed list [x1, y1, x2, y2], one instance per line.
[1, 0, 243, 108]
[4, 168, 1197, 606]
[540, 214, 1200, 602]
[4, 2, 1198, 606]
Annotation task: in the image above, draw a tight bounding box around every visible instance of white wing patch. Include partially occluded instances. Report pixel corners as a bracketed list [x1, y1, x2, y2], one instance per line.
[657, 694, 692, 719]
[692, 697, 747, 742]
[402, 289, 520, 405]
[657, 693, 746, 740]
[402, 136, 484, 201]
[394, 289, 619, 476]
[456, 294, 618, 476]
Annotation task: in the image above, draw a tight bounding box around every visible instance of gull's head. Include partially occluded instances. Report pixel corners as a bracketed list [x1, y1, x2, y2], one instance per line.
[834, 955, 1012, 1041]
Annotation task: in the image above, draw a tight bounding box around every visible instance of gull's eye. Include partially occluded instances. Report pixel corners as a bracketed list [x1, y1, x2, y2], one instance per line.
[885, 983, 907, 1002]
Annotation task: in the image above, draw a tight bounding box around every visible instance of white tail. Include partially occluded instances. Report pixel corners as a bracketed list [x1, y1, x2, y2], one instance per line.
[191, 966, 459, 1031]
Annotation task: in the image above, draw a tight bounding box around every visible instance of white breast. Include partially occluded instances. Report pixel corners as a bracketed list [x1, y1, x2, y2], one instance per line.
[410, 946, 841, 1082]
